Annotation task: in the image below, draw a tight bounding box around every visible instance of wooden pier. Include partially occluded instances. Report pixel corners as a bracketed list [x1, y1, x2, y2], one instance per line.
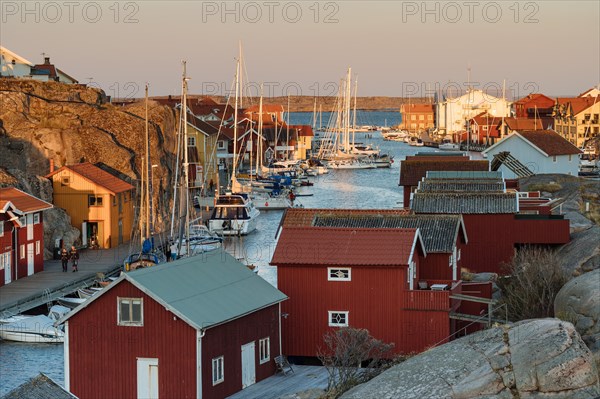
[0, 244, 132, 318]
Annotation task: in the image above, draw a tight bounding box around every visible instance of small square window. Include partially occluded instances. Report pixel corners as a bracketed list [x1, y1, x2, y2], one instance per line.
[212, 356, 224, 385]
[259, 338, 270, 364]
[33, 213, 40, 224]
[328, 268, 351, 281]
[61, 176, 70, 186]
[188, 136, 196, 147]
[552, 155, 557, 163]
[88, 195, 103, 207]
[20, 244, 25, 259]
[217, 141, 227, 150]
[328, 311, 349, 327]
[118, 297, 143, 326]
[35, 241, 40, 255]
[0, 221, 4, 237]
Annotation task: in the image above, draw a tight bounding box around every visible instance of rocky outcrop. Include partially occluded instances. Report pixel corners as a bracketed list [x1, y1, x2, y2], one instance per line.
[555, 269, 600, 368]
[0, 79, 179, 256]
[556, 226, 600, 276]
[341, 319, 599, 399]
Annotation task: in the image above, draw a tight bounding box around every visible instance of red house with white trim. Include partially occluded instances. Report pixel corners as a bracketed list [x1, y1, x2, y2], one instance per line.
[59, 251, 287, 399]
[0, 187, 53, 287]
[271, 217, 465, 358]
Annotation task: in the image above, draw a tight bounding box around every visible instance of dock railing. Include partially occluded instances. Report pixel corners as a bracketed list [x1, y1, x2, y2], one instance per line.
[402, 280, 461, 311]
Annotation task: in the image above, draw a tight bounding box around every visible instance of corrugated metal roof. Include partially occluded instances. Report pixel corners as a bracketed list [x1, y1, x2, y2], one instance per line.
[412, 192, 518, 214]
[399, 159, 490, 186]
[312, 214, 466, 253]
[1, 373, 78, 399]
[271, 227, 423, 266]
[126, 251, 287, 330]
[418, 180, 505, 193]
[425, 171, 503, 180]
[281, 208, 412, 228]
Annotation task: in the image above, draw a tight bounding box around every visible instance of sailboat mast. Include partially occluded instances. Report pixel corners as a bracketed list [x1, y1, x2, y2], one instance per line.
[144, 84, 150, 240]
[232, 58, 240, 187]
[312, 97, 317, 129]
[344, 67, 352, 152]
[258, 84, 264, 172]
[182, 61, 191, 256]
[286, 95, 290, 160]
[352, 77, 358, 148]
[140, 156, 145, 245]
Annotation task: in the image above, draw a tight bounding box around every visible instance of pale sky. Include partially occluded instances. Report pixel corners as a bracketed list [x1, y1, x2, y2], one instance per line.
[1, 1, 599, 98]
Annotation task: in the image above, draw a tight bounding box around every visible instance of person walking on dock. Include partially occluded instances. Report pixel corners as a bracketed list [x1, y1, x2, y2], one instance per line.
[60, 246, 69, 272]
[70, 246, 79, 272]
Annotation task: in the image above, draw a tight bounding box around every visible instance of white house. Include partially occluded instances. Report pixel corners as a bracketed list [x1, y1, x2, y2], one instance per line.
[436, 89, 511, 135]
[0, 46, 77, 84]
[482, 130, 582, 178]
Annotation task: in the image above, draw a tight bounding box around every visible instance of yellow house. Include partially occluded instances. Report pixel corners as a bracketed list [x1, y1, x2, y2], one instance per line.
[46, 162, 134, 249]
[553, 96, 600, 148]
[187, 115, 219, 190]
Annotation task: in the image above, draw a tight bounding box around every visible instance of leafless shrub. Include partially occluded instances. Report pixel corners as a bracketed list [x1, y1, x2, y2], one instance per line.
[497, 246, 568, 322]
[317, 327, 395, 398]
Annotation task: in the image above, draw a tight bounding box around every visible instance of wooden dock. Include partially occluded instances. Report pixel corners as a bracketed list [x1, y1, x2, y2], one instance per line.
[227, 365, 329, 399]
[0, 244, 132, 318]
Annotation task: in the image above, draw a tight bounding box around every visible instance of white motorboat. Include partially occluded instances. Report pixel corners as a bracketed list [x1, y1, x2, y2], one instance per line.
[350, 144, 380, 156]
[207, 193, 260, 236]
[57, 297, 87, 309]
[0, 305, 70, 325]
[0, 315, 64, 343]
[327, 159, 376, 169]
[438, 138, 461, 151]
[252, 192, 293, 210]
[415, 138, 424, 147]
[172, 219, 222, 258]
[77, 287, 102, 299]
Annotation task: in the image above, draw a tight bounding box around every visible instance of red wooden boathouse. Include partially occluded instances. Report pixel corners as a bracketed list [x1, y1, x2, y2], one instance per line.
[271, 223, 464, 358]
[0, 187, 53, 287]
[59, 251, 287, 399]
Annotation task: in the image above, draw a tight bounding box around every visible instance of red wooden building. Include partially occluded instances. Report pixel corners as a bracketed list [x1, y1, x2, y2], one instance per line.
[398, 154, 489, 207]
[513, 93, 555, 128]
[0, 187, 53, 287]
[60, 251, 287, 399]
[411, 171, 571, 275]
[271, 222, 466, 358]
[467, 112, 502, 145]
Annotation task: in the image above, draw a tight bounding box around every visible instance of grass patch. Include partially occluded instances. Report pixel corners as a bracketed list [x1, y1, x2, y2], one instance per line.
[526, 183, 562, 193]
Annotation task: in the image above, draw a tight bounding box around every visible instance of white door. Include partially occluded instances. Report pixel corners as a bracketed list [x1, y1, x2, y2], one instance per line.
[241, 342, 256, 389]
[137, 358, 159, 399]
[3, 253, 11, 285]
[27, 243, 34, 276]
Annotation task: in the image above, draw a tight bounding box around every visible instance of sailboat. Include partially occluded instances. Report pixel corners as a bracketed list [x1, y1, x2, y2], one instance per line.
[124, 85, 167, 271]
[208, 57, 260, 235]
[251, 86, 293, 210]
[171, 62, 222, 258]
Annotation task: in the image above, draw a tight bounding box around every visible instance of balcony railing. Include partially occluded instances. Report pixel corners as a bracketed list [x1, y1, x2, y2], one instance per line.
[402, 280, 462, 311]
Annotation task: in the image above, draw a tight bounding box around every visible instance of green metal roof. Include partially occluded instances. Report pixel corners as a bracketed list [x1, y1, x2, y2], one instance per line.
[125, 251, 287, 330]
[425, 171, 503, 180]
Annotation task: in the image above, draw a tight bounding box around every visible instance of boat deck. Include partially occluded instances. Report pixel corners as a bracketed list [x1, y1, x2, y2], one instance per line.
[0, 244, 132, 318]
[227, 365, 329, 399]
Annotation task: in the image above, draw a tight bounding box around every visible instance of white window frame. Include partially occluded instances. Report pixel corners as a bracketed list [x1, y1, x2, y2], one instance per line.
[327, 267, 351, 281]
[552, 155, 557, 163]
[117, 297, 144, 326]
[259, 337, 270, 364]
[217, 140, 227, 150]
[212, 356, 224, 385]
[33, 213, 40, 224]
[328, 311, 349, 327]
[0, 221, 3, 237]
[457, 248, 461, 261]
[35, 241, 40, 255]
[449, 254, 453, 266]
[188, 136, 196, 147]
[20, 244, 25, 259]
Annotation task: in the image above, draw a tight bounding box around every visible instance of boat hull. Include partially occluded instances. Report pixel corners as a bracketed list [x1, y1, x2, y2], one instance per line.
[0, 329, 64, 343]
[208, 216, 258, 236]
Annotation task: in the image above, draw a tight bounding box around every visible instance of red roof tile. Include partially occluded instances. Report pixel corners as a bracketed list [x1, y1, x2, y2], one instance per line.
[514, 93, 555, 106]
[281, 208, 412, 228]
[556, 96, 599, 115]
[399, 160, 489, 186]
[517, 130, 583, 156]
[47, 163, 134, 194]
[0, 187, 53, 214]
[271, 227, 421, 266]
[503, 117, 543, 131]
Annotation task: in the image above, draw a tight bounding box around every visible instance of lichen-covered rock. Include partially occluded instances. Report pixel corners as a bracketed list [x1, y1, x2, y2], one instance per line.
[341, 319, 599, 399]
[555, 269, 600, 369]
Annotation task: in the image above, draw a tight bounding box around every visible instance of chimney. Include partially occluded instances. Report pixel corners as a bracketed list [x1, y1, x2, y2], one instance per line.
[49, 159, 55, 173]
[44, 57, 50, 65]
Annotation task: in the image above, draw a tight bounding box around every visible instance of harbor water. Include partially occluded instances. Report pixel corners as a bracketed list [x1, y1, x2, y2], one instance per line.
[1, 111, 446, 395]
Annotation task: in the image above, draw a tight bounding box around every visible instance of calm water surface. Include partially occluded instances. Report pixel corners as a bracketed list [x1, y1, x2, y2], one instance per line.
[1, 111, 444, 395]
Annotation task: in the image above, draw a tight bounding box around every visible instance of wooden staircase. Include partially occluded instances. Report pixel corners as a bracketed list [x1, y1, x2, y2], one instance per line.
[490, 151, 534, 178]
